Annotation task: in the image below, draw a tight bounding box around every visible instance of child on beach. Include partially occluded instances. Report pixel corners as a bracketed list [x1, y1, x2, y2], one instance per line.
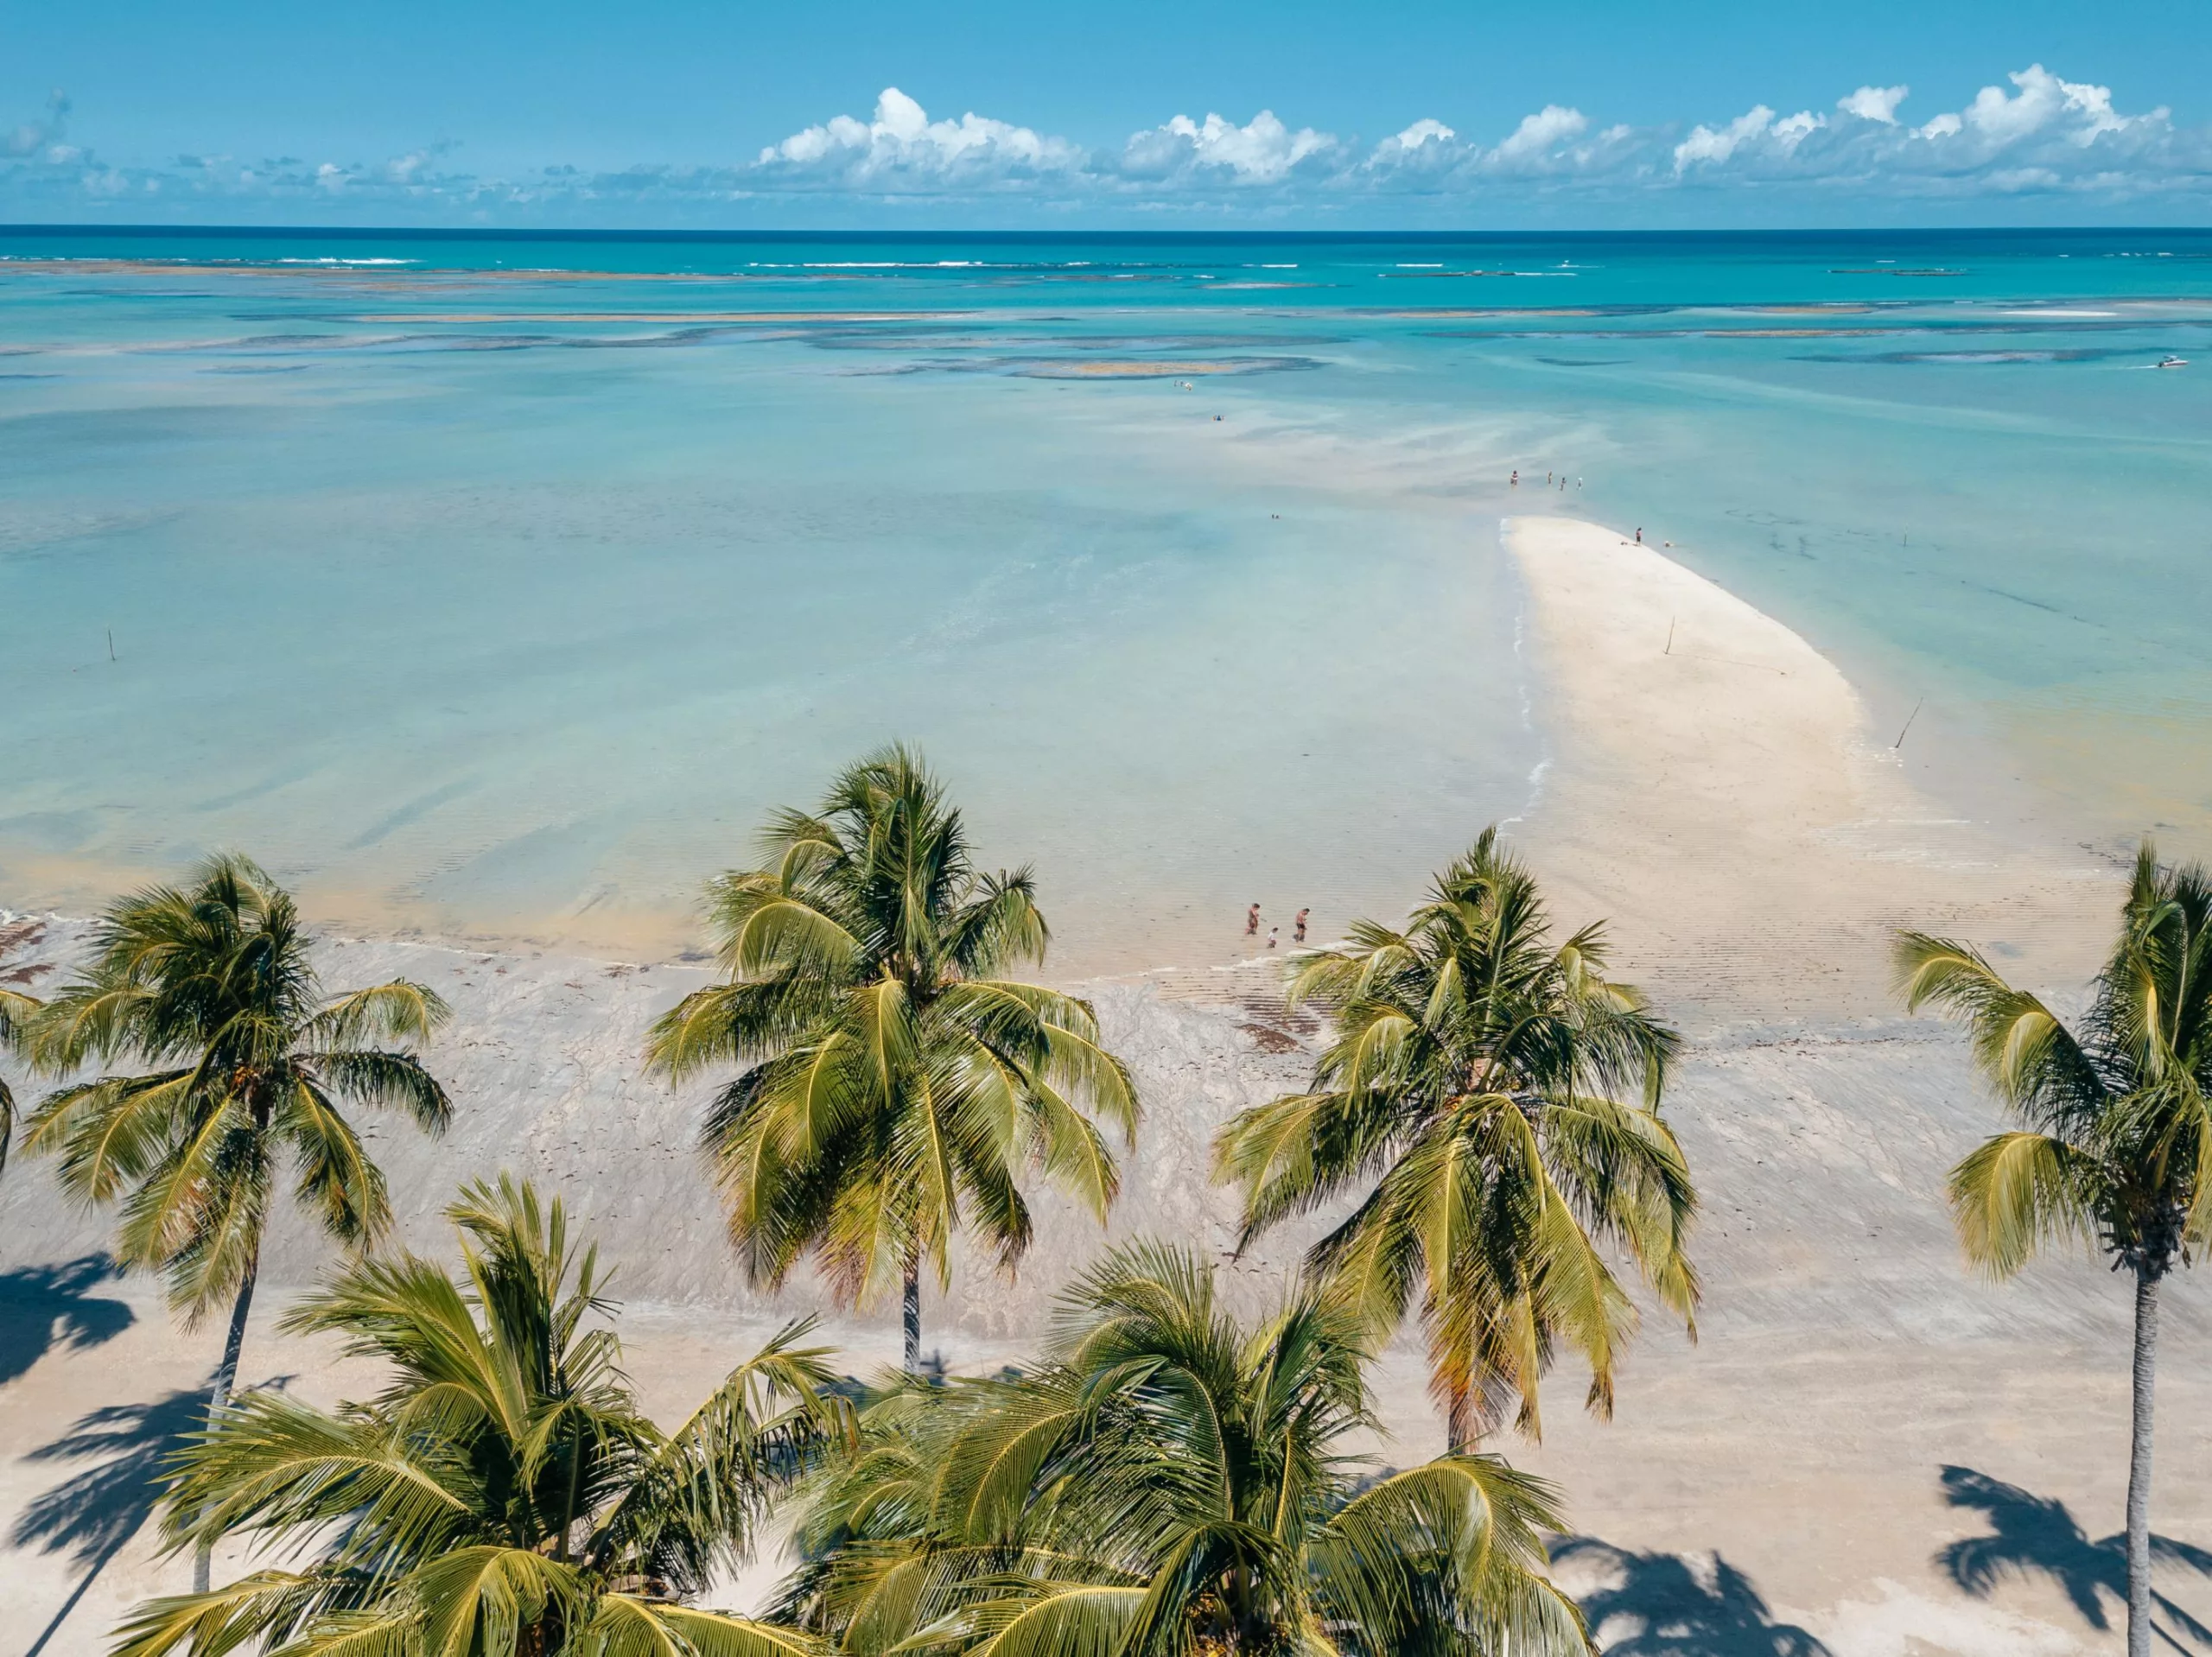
[1267, 926, 1279, 949]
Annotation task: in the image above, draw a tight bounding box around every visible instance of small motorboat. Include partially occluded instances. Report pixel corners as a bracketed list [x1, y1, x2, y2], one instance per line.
[2157, 355, 2189, 368]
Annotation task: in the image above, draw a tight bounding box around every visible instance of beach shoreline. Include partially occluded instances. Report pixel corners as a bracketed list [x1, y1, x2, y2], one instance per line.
[2, 514, 2199, 1654]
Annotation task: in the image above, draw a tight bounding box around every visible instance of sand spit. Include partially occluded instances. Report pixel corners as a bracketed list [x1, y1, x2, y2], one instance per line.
[1503, 514, 2119, 1025]
[3, 519, 2203, 1653]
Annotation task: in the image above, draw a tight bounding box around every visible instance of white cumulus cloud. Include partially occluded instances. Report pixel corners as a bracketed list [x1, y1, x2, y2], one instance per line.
[1771, 110, 1825, 149]
[755, 86, 1081, 191]
[1948, 64, 2142, 147]
[1115, 109, 1337, 184]
[1385, 117, 1457, 151]
[1491, 105, 1588, 165]
[1839, 84, 1909, 124]
[1675, 106, 1776, 171]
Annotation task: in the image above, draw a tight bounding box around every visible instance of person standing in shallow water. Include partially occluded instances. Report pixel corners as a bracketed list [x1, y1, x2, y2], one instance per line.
[1294, 908, 1309, 943]
[1246, 904, 1261, 936]
[1267, 926, 1279, 949]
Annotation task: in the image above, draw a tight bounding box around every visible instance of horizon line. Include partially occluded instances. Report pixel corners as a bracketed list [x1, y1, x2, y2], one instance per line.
[5, 221, 2212, 244]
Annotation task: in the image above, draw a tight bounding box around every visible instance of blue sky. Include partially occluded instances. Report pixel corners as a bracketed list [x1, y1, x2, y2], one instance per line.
[5, 0, 2210, 225]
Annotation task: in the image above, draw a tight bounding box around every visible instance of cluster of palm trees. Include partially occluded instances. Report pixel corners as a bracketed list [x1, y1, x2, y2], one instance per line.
[0, 745, 2203, 1657]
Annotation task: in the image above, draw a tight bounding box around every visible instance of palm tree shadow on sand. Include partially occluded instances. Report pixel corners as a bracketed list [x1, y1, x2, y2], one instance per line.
[1554, 1537, 1830, 1655]
[11, 1385, 249, 1657]
[1937, 1465, 2212, 1653]
[0, 1254, 136, 1386]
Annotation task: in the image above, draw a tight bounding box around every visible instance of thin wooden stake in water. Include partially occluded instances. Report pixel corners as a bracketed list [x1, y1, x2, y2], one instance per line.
[1894, 697, 1924, 749]
[107, 627, 115, 663]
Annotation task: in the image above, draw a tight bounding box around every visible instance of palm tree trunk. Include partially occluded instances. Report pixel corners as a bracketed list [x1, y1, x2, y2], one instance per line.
[192, 1241, 260, 1595]
[903, 1252, 922, 1377]
[2125, 1264, 2160, 1657]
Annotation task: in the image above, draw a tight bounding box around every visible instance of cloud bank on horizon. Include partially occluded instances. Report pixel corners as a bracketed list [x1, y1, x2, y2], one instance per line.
[5, 66, 2209, 222]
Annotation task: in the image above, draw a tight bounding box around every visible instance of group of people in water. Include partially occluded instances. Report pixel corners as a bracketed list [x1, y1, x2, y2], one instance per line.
[1507, 468, 1648, 543]
[1244, 904, 1308, 949]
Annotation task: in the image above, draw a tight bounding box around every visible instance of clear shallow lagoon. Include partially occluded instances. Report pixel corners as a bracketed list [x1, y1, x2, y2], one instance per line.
[3, 228, 2209, 969]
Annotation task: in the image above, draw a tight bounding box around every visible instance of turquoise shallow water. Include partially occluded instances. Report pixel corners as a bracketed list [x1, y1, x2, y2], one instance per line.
[3, 228, 2209, 968]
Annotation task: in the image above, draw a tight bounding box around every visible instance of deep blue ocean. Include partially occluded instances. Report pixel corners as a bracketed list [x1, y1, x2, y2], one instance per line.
[3, 226, 2208, 968]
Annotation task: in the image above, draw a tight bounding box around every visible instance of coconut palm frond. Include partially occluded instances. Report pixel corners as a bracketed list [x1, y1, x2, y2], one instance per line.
[943, 871, 1051, 980]
[408, 1546, 588, 1657]
[590, 1318, 847, 1578]
[313, 1049, 454, 1133]
[111, 1570, 336, 1657]
[0, 984, 40, 1178]
[305, 980, 453, 1051]
[1896, 932, 2106, 1128]
[578, 1598, 832, 1657]
[959, 1582, 1147, 1657]
[1312, 1456, 1593, 1655]
[22, 1069, 196, 1204]
[264, 1609, 423, 1657]
[162, 1389, 474, 1557]
[1947, 1131, 2103, 1279]
[276, 1075, 393, 1248]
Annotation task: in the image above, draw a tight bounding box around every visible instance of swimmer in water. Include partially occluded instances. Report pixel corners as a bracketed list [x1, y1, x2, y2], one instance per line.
[1510, 470, 1518, 486]
[1294, 908, 1309, 943]
[1246, 904, 1261, 936]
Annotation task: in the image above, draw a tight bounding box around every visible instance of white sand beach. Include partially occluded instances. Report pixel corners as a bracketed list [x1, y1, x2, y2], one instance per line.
[3, 517, 2204, 1655]
[1502, 514, 2119, 1024]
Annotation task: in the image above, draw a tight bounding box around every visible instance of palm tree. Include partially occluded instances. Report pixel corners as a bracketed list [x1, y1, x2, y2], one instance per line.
[777, 1240, 1592, 1657]
[1212, 829, 1698, 1450]
[1897, 841, 2212, 1657]
[0, 982, 37, 1178]
[114, 1174, 843, 1657]
[20, 853, 452, 1591]
[646, 746, 1138, 1376]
